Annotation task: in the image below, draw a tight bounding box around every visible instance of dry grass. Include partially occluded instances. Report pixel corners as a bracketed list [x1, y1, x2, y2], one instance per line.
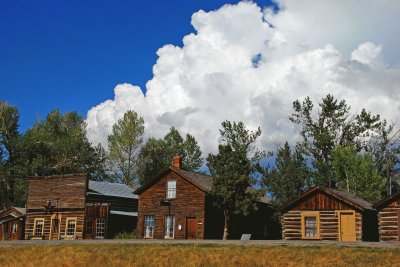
[0, 244, 399, 267]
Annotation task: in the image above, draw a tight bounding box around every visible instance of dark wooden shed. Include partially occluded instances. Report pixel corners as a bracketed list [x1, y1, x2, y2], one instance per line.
[0, 207, 25, 240]
[374, 192, 400, 241]
[280, 186, 378, 242]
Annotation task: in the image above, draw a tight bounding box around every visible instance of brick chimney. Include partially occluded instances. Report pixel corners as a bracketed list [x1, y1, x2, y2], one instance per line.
[173, 155, 182, 169]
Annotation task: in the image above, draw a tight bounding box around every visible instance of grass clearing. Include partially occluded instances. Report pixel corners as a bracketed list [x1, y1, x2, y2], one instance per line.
[0, 243, 399, 267]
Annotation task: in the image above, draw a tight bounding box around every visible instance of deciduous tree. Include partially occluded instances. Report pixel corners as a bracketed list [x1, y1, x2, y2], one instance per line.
[108, 110, 144, 187]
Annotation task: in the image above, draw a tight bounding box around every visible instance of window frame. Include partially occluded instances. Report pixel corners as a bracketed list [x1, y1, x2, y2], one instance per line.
[166, 179, 177, 199]
[33, 218, 45, 236]
[95, 218, 106, 239]
[144, 215, 155, 238]
[12, 223, 18, 234]
[65, 217, 77, 237]
[164, 215, 175, 239]
[301, 212, 320, 240]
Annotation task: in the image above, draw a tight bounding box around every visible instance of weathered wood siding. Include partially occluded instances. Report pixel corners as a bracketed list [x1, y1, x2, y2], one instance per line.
[378, 199, 400, 241]
[0, 218, 25, 240]
[282, 192, 363, 241]
[25, 174, 87, 240]
[137, 170, 205, 239]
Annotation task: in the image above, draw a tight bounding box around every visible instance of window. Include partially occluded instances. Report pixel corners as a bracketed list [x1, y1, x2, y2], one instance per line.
[86, 220, 93, 235]
[96, 218, 106, 238]
[12, 223, 17, 234]
[144, 216, 155, 238]
[33, 218, 45, 236]
[165, 216, 175, 238]
[301, 212, 320, 239]
[65, 218, 77, 236]
[166, 179, 176, 199]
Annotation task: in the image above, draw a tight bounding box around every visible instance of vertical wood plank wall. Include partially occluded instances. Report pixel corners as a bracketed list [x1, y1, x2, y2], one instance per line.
[378, 199, 400, 241]
[282, 192, 363, 241]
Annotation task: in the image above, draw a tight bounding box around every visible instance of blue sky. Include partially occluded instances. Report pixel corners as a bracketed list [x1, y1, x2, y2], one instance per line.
[0, 0, 275, 132]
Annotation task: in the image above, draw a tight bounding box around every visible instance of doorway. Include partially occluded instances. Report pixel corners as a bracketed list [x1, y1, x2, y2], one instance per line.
[186, 217, 197, 239]
[338, 211, 356, 242]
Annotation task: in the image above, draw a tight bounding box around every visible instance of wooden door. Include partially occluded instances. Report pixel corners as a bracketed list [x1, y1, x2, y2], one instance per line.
[186, 217, 197, 239]
[339, 212, 356, 242]
[50, 216, 61, 240]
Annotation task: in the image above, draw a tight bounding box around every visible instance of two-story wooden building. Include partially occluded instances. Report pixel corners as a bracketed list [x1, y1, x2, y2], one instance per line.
[25, 173, 137, 240]
[280, 186, 378, 242]
[135, 156, 277, 240]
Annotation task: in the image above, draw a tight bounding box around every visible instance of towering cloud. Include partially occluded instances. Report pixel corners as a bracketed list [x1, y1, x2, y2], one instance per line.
[86, 0, 400, 154]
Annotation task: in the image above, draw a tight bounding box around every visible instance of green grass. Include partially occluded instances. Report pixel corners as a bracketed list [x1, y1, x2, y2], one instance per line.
[0, 244, 399, 267]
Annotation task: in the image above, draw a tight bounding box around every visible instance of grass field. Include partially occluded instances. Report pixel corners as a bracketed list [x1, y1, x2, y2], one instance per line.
[0, 243, 399, 267]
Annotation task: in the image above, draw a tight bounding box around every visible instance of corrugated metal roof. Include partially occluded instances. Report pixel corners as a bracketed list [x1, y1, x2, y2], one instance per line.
[88, 181, 138, 199]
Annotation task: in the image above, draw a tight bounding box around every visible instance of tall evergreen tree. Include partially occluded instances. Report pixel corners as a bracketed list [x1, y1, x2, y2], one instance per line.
[108, 110, 144, 187]
[137, 127, 202, 185]
[289, 94, 381, 187]
[207, 121, 264, 240]
[262, 142, 309, 206]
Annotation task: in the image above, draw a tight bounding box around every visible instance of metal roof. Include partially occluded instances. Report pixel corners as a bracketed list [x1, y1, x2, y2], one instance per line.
[88, 181, 138, 199]
[110, 210, 138, 217]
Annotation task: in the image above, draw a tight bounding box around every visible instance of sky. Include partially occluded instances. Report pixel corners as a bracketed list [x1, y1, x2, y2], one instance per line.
[1, 0, 400, 156]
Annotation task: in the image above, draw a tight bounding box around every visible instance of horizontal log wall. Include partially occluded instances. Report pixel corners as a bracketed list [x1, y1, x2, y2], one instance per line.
[378, 200, 400, 241]
[282, 210, 362, 241]
[25, 211, 85, 240]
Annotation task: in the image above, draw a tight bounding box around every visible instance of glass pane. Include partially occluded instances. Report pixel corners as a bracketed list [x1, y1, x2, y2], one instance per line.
[144, 216, 154, 238]
[67, 219, 76, 236]
[304, 216, 317, 237]
[165, 216, 175, 238]
[96, 218, 105, 238]
[167, 180, 176, 198]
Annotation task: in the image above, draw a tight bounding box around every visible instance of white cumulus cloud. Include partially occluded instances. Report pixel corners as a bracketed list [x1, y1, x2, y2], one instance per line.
[86, 0, 400, 155]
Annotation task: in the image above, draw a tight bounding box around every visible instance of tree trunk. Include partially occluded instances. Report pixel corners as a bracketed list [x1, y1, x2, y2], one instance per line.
[223, 209, 230, 240]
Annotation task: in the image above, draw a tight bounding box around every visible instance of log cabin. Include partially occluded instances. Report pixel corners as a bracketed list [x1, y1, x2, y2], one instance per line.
[374, 192, 400, 241]
[135, 156, 278, 240]
[0, 207, 26, 240]
[280, 186, 378, 242]
[25, 173, 137, 240]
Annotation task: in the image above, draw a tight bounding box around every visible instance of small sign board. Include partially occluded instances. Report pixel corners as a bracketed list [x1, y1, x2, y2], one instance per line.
[240, 234, 251, 240]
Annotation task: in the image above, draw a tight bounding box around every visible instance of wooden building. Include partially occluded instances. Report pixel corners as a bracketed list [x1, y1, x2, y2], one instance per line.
[25, 173, 137, 240]
[374, 192, 400, 241]
[280, 186, 378, 242]
[135, 156, 277, 240]
[0, 207, 26, 240]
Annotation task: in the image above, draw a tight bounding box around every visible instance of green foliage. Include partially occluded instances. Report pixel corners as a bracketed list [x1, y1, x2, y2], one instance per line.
[290, 94, 381, 187]
[332, 145, 386, 202]
[207, 121, 264, 239]
[0, 101, 28, 209]
[262, 142, 309, 206]
[113, 230, 136, 239]
[108, 110, 144, 187]
[137, 127, 202, 185]
[24, 109, 100, 177]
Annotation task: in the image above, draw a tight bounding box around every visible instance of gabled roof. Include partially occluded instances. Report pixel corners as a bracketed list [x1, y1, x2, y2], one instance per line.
[134, 166, 213, 194]
[88, 181, 137, 199]
[374, 192, 400, 210]
[279, 186, 373, 213]
[0, 207, 26, 224]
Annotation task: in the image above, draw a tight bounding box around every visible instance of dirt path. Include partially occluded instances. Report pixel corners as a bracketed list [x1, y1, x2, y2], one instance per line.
[1, 239, 400, 248]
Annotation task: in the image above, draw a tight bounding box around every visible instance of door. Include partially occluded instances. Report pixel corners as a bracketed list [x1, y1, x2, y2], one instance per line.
[50, 216, 61, 240]
[339, 212, 356, 242]
[186, 217, 197, 239]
